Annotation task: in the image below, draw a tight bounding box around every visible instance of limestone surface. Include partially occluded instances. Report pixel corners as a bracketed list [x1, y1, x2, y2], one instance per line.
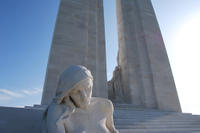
[115, 0, 181, 112]
[41, 0, 107, 105]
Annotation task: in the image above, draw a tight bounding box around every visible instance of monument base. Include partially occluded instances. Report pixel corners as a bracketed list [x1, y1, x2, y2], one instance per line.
[1, 105, 200, 133]
[0, 106, 43, 133]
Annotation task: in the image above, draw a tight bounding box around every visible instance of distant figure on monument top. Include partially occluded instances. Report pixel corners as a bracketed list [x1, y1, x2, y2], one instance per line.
[42, 65, 118, 133]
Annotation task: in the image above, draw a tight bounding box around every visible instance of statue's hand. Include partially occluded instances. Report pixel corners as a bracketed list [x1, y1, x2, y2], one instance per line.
[57, 97, 76, 123]
[55, 118, 67, 133]
[112, 129, 119, 133]
[56, 117, 63, 126]
[60, 108, 70, 120]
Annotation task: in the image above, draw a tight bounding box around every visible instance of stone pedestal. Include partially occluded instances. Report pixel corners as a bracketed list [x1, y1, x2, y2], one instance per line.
[41, 0, 107, 105]
[116, 0, 181, 112]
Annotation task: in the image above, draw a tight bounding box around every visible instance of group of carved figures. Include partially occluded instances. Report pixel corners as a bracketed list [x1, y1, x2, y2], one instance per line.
[42, 65, 119, 133]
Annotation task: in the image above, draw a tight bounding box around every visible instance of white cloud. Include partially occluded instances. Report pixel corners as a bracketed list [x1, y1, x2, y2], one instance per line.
[0, 88, 42, 102]
[0, 89, 24, 98]
[0, 94, 12, 101]
[21, 88, 42, 95]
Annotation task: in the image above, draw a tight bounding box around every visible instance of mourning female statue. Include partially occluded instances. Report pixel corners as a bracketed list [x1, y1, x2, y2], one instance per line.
[42, 65, 119, 133]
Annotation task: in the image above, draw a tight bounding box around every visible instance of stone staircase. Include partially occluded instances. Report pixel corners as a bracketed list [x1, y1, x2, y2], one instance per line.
[1, 104, 200, 133]
[114, 104, 200, 133]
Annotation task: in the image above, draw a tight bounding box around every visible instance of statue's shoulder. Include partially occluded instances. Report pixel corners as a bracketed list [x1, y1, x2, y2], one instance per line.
[47, 102, 66, 117]
[48, 102, 61, 110]
[91, 97, 114, 111]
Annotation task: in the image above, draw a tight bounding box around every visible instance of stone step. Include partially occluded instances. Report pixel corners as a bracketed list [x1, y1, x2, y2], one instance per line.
[119, 127, 200, 131]
[114, 106, 175, 111]
[114, 112, 182, 116]
[114, 119, 200, 124]
[114, 110, 192, 115]
[114, 112, 200, 117]
[114, 120, 200, 124]
[115, 108, 177, 112]
[115, 110, 193, 115]
[114, 118, 200, 122]
[115, 124, 200, 129]
[114, 117, 200, 120]
[114, 104, 184, 112]
[119, 128, 200, 133]
[114, 121, 200, 125]
[114, 114, 197, 119]
[113, 104, 200, 132]
[114, 116, 200, 120]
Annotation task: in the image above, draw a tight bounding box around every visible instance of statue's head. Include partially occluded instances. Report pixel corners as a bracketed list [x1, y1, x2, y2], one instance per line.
[55, 65, 93, 109]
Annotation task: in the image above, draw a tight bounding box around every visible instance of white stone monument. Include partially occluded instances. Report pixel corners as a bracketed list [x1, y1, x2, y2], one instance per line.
[4, 1, 200, 133]
[112, 0, 182, 112]
[41, 0, 107, 105]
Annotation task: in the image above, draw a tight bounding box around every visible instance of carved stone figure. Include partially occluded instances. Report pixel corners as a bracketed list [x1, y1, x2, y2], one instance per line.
[42, 65, 118, 133]
[108, 66, 124, 103]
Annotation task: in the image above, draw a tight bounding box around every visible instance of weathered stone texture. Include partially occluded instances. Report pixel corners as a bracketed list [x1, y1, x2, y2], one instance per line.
[116, 0, 181, 112]
[41, 0, 107, 105]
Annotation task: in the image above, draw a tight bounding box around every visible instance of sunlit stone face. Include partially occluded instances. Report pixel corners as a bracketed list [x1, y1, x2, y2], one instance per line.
[68, 78, 93, 109]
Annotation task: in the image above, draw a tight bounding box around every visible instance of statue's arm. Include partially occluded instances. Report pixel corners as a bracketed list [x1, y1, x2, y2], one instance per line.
[45, 104, 67, 133]
[105, 100, 119, 133]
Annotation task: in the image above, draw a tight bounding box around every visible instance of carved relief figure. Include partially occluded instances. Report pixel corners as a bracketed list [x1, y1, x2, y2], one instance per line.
[108, 66, 124, 103]
[42, 65, 118, 133]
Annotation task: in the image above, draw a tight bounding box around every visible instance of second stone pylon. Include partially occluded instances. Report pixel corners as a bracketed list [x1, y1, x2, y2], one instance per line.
[116, 0, 181, 112]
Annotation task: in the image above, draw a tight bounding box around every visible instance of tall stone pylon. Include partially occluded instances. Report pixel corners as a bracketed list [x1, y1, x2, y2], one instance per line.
[41, 0, 107, 105]
[116, 0, 181, 112]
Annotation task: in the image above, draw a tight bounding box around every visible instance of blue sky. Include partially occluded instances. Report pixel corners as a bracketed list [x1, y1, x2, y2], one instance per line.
[0, 0, 200, 114]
